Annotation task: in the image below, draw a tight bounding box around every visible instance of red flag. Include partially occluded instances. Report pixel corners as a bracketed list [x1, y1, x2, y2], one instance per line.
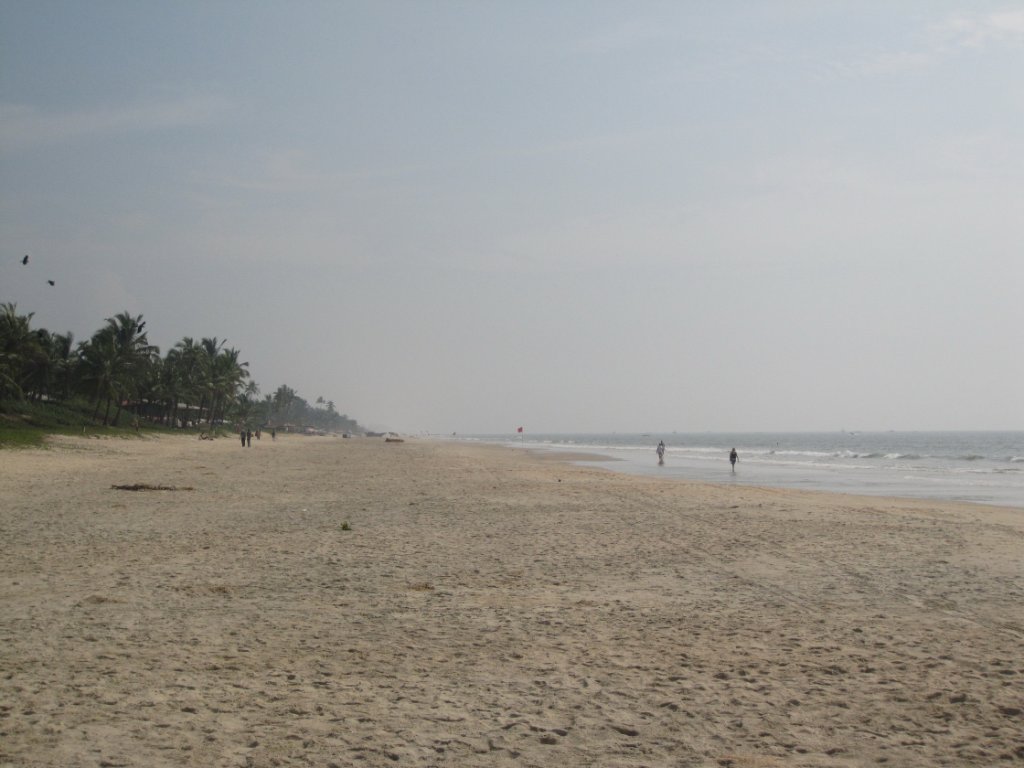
[517, 426, 524, 433]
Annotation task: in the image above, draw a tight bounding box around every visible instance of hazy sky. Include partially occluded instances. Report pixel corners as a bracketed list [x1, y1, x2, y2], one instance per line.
[2, 2, 1022, 433]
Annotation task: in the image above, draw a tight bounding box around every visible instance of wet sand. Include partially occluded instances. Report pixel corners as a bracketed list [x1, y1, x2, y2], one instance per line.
[1, 434, 1022, 767]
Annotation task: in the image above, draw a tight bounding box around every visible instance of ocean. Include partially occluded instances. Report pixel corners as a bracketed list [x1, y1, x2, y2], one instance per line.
[461, 432, 1024, 509]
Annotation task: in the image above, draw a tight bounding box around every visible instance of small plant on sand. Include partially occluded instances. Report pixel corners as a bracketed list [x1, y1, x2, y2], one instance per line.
[340, 521, 351, 531]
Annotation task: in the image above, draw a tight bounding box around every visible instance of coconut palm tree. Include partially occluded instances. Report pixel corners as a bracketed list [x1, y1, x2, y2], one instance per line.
[0, 303, 42, 400]
[208, 346, 249, 426]
[21, 328, 56, 402]
[12, 327, 76, 403]
[272, 384, 297, 423]
[197, 337, 225, 423]
[78, 331, 121, 424]
[231, 380, 260, 426]
[103, 312, 159, 426]
[77, 312, 158, 425]
[159, 337, 204, 427]
[49, 332, 76, 402]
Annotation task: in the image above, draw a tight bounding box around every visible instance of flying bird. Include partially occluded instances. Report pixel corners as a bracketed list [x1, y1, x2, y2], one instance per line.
[22, 255, 29, 265]
[47, 280, 55, 286]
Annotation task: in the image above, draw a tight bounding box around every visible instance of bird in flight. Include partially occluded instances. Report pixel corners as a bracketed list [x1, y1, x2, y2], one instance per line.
[22, 255, 29, 265]
[47, 280, 55, 286]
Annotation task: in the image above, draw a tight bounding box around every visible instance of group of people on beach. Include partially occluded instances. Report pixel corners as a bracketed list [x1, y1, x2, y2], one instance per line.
[240, 427, 277, 446]
[240, 427, 272, 446]
[656, 440, 739, 472]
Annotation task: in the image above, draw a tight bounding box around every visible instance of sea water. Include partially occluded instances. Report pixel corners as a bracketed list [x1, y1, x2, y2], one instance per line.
[463, 432, 1024, 509]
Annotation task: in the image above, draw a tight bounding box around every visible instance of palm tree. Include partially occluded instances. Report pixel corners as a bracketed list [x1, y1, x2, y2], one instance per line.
[78, 332, 121, 424]
[0, 303, 42, 400]
[49, 332, 76, 402]
[273, 384, 297, 423]
[208, 346, 249, 426]
[231, 380, 260, 426]
[18, 329, 75, 404]
[158, 347, 181, 426]
[21, 328, 56, 402]
[153, 336, 218, 426]
[103, 312, 158, 426]
[163, 337, 204, 427]
[2, 305, 363, 435]
[198, 337, 224, 424]
[77, 312, 158, 425]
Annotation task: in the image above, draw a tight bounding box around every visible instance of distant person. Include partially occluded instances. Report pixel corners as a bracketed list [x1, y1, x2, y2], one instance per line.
[271, 427, 276, 441]
[246, 429, 253, 447]
[656, 441, 665, 466]
[240, 429, 246, 447]
[729, 448, 738, 472]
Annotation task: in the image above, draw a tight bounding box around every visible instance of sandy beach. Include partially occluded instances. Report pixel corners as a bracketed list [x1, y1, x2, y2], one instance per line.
[1, 434, 1022, 768]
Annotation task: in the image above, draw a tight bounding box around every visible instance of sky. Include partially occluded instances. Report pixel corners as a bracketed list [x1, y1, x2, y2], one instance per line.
[2, 1, 1022, 434]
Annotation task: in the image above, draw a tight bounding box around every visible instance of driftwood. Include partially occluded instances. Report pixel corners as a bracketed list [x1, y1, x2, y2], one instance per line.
[385, 437, 405, 443]
[111, 483, 194, 492]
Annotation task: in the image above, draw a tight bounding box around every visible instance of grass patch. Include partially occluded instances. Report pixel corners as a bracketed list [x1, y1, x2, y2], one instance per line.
[0, 427, 47, 448]
[0, 398, 201, 448]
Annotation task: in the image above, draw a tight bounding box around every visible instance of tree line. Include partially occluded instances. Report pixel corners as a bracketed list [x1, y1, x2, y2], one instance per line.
[0, 303, 362, 434]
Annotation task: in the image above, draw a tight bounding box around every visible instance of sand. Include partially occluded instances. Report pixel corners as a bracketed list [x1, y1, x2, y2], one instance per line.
[1, 433, 1022, 768]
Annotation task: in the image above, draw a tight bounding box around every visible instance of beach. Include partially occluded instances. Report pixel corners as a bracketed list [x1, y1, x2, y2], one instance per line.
[1, 434, 1022, 767]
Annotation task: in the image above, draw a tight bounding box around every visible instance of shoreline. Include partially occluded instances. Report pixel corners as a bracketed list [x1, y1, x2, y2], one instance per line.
[2, 434, 1022, 766]
[473, 435, 1024, 510]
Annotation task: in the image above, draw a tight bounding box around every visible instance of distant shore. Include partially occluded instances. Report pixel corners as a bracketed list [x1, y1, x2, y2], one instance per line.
[2, 434, 1022, 766]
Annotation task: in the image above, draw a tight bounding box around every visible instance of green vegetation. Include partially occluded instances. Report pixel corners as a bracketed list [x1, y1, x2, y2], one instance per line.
[0, 302, 363, 447]
[0, 397, 146, 447]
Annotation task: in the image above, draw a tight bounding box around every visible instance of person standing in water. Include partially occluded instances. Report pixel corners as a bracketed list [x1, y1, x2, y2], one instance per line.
[656, 441, 666, 465]
[729, 448, 738, 472]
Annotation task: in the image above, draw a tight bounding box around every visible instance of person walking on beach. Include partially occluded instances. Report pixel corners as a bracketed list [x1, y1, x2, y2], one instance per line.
[656, 441, 666, 466]
[729, 448, 738, 472]
[240, 428, 246, 447]
[246, 429, 253, 447]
